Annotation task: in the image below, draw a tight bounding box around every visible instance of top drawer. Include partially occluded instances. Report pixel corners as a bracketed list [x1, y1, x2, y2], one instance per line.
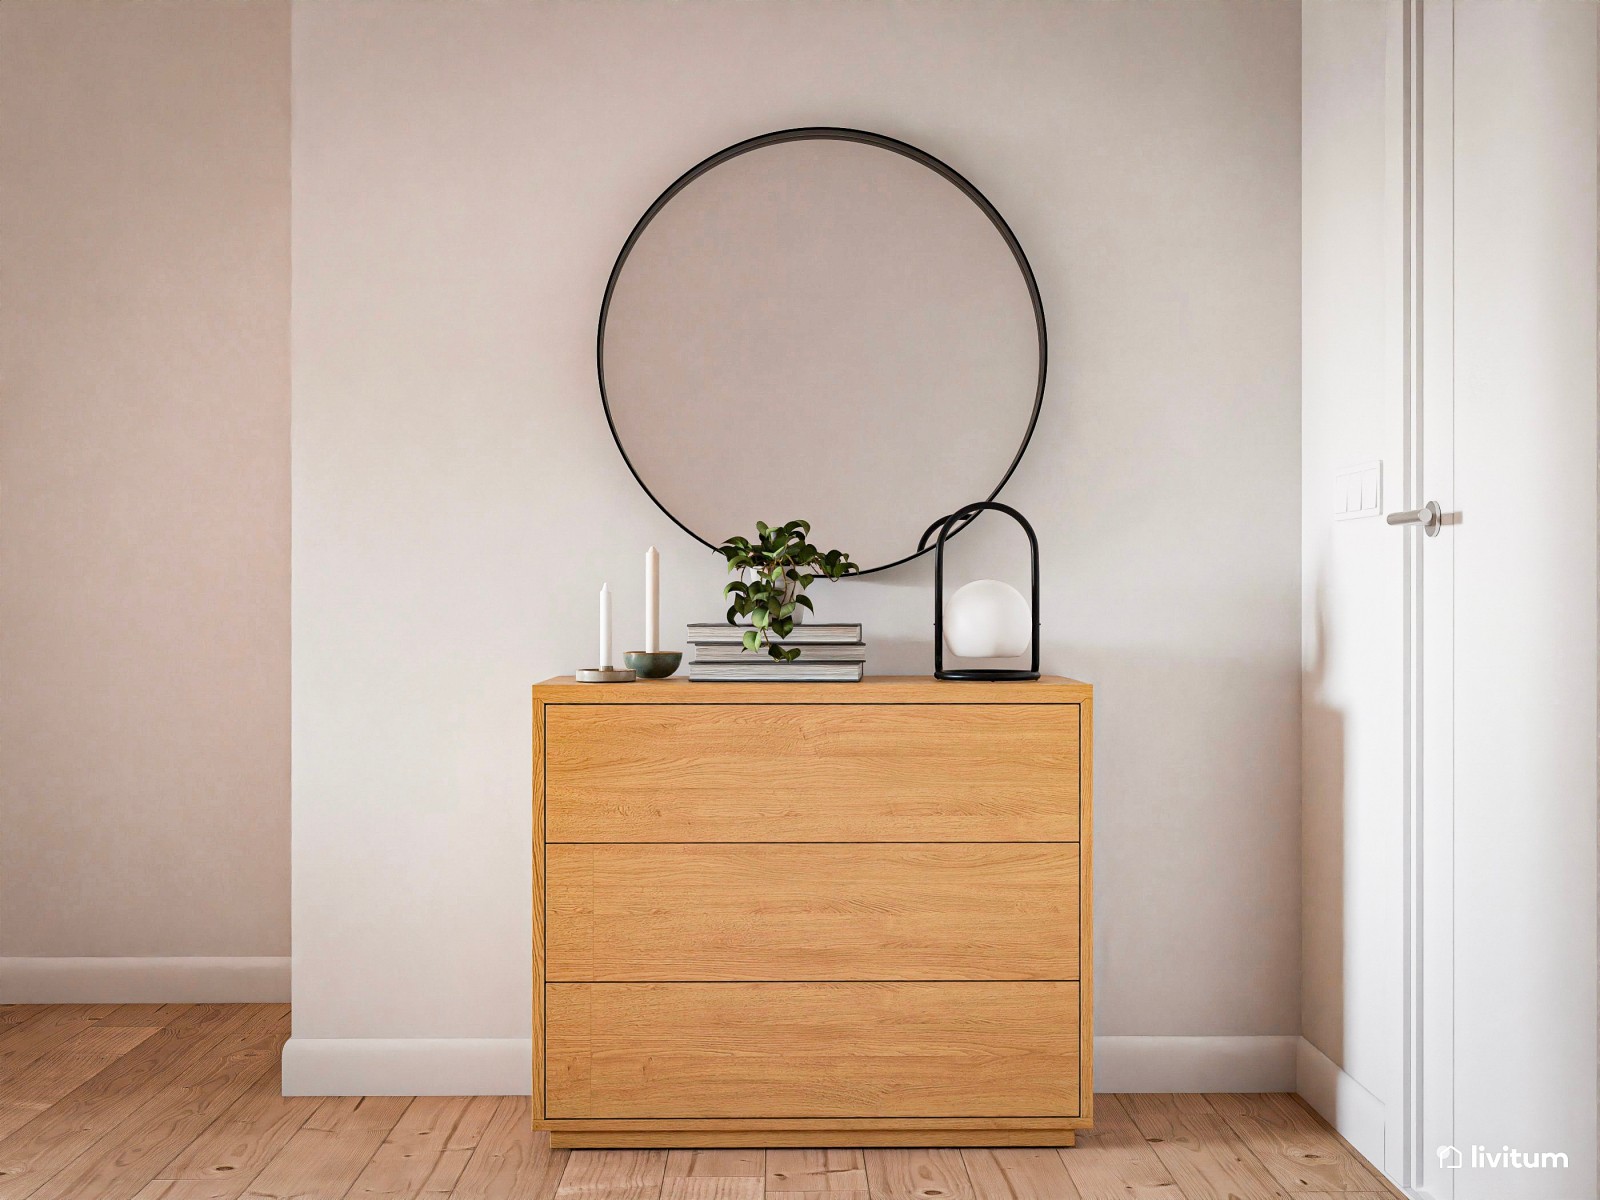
[543, 703, 1079, 842]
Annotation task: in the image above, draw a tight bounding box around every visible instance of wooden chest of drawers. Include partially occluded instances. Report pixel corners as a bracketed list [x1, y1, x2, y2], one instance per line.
[532, 675, 1093, 1149]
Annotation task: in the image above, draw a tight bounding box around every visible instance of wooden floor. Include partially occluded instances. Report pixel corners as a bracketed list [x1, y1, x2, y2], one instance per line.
[0, 1003, 1397, 1200]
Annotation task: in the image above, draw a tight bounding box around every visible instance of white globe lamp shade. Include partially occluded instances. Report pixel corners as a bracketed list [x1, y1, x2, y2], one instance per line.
[943, 579, 1031, 659]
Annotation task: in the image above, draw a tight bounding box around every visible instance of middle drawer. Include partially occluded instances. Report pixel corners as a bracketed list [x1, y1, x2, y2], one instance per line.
[545, 843, 1080, 982]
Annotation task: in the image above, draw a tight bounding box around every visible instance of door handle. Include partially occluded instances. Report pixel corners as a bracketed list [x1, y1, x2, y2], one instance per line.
[1386, 500, 1441, 536]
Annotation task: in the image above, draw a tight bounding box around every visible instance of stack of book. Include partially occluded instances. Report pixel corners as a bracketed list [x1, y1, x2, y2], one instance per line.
[686, 622, 866, 682]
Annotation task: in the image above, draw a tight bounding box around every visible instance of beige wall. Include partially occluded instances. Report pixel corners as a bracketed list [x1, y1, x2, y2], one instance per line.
[289, 0, 1302, 1088]
[0, 2, 291, 964]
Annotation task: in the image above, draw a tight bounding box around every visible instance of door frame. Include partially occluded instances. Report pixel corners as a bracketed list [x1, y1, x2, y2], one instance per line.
[1392, 2, 1455, 1195]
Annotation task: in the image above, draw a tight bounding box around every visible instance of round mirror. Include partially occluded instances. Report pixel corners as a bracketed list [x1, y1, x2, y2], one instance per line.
[599, 128, 1045, 573]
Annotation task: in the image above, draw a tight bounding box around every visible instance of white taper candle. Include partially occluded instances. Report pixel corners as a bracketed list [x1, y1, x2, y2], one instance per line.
[599, 582, 612, 669]
[645, 546, 660, 653]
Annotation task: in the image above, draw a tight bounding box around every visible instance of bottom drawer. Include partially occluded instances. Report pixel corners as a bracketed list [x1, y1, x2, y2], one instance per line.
[545, 981, 1081, 1120]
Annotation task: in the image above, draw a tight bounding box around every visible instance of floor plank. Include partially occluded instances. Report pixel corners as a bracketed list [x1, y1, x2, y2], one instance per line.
[0, 1006, 100, 1076]
[1208, 1094, 1383, 1194]
[343, 1095, 497, 1199]
[863, 1148, 974, 1200]
[0, 1024, 159, 1141]
[449, 1099, 566, 1200]
[1059, 1095, 1182, 1200]
[665, 1150, 765, 1179]
[960, 1148, 1082, 1200]
[1120, 1093, 1218, 1134]
[765, 1150, 868, 1193]
[21, 1007, 288, 1200]
[97, 1005, 191, 1029]
[159, 1062, 319, 1185]
[554, 1149, 667, 1199]
[0, 1004, 266, 1200]
[239, 1095, 412, 1200]
[659, 1181, 763, 1200]
[132, 1181, 258, 1200]
[1137, 1113, 1289, 1200]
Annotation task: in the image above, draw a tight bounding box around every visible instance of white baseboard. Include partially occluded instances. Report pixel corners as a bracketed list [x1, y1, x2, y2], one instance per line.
[0, 957, 290, 1003]
[1097, 1034, 1298, 1093]
[279, 1033, 1293, 1097]
[1295, 1037, 1387, 1172]
[281, 1037, 533, 1096]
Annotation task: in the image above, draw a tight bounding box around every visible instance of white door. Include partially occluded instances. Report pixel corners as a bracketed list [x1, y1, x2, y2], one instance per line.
[1407, 3, 1598, 1198]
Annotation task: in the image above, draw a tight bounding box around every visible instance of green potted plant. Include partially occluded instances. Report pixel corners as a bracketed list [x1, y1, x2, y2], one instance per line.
[717, 520, 857, 660]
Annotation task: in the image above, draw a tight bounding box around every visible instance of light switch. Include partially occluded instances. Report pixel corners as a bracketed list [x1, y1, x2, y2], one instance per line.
[1335, 460, 1382, 520]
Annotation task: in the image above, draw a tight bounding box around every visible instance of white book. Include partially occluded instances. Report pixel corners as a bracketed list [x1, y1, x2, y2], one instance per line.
[688, 661, 865, 683]
[686, 621, 863, 646]
[693, 642, 866, 663]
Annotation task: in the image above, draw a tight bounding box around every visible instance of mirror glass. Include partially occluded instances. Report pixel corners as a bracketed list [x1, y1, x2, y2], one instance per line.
[600, 130, 1044, 572]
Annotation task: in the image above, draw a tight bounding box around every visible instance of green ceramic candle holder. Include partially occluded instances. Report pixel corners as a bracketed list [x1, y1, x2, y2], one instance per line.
[624, 650, 682, 679]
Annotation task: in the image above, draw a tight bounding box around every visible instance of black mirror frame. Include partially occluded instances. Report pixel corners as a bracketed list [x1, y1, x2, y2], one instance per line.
[596, 126, 1048, 575]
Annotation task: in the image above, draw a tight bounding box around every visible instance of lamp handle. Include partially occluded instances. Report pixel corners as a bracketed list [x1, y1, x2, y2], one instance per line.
[920, 501, 1041, 680]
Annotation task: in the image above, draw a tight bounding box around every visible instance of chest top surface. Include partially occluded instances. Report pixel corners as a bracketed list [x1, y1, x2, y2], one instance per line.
[533, 674, 1091, 704]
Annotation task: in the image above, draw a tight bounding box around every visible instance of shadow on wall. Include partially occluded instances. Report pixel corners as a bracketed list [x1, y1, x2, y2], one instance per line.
[861, 633, 1302, 1037]
[1303, 575, 1346, 1064]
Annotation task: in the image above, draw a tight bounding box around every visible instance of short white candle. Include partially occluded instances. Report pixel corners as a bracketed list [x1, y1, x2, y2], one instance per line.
[599, 583, 612, 669]
[645, 547, 660, 653]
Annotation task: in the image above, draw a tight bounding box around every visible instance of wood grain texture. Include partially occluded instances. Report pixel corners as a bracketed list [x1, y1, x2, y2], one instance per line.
[547, 843, 1079, 982]
[1058, 1095, 1180, 1200]
[1076, 696, 1094, 1123]
[534, 695, 548, 1124]
[1207, 1094, 1383, 1193]
[0, 1005, 265, 1200]
[543, 703, 1079, 843]
[240, 1095, 412, 1200]
[535, 684, 1092, 1147]
[863, 1148, 974, 1200]
[160, 1063, 319, 1182]
[666, 1151, 765, 1178]
[551, 1132, 1076, 1150]
[0, 1011, 1406, 1200]
[98, 1004, 190, 1028]
[0, 1024, 159, 1141]
[1123, 1098, 1287, 1200]
[22, 1008, 287, 1200]
[0, 1005, 100, 1075]
[1283, 1097, 1407, 1200]
[344, 1095, 498, 1199]
[132, 1181, 257, 1200]
[552, 1148, 666, 1199]
[659, 1181, 763, 1200]
[534, 676, 1092, 705]
[766, 1149, 867, 1192]
[546, 982, 1079, 1120]
[545, 1119, 1083, 1133]
[449, 1099, 566, 1200]
[960, 1148, 1082, 1199]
